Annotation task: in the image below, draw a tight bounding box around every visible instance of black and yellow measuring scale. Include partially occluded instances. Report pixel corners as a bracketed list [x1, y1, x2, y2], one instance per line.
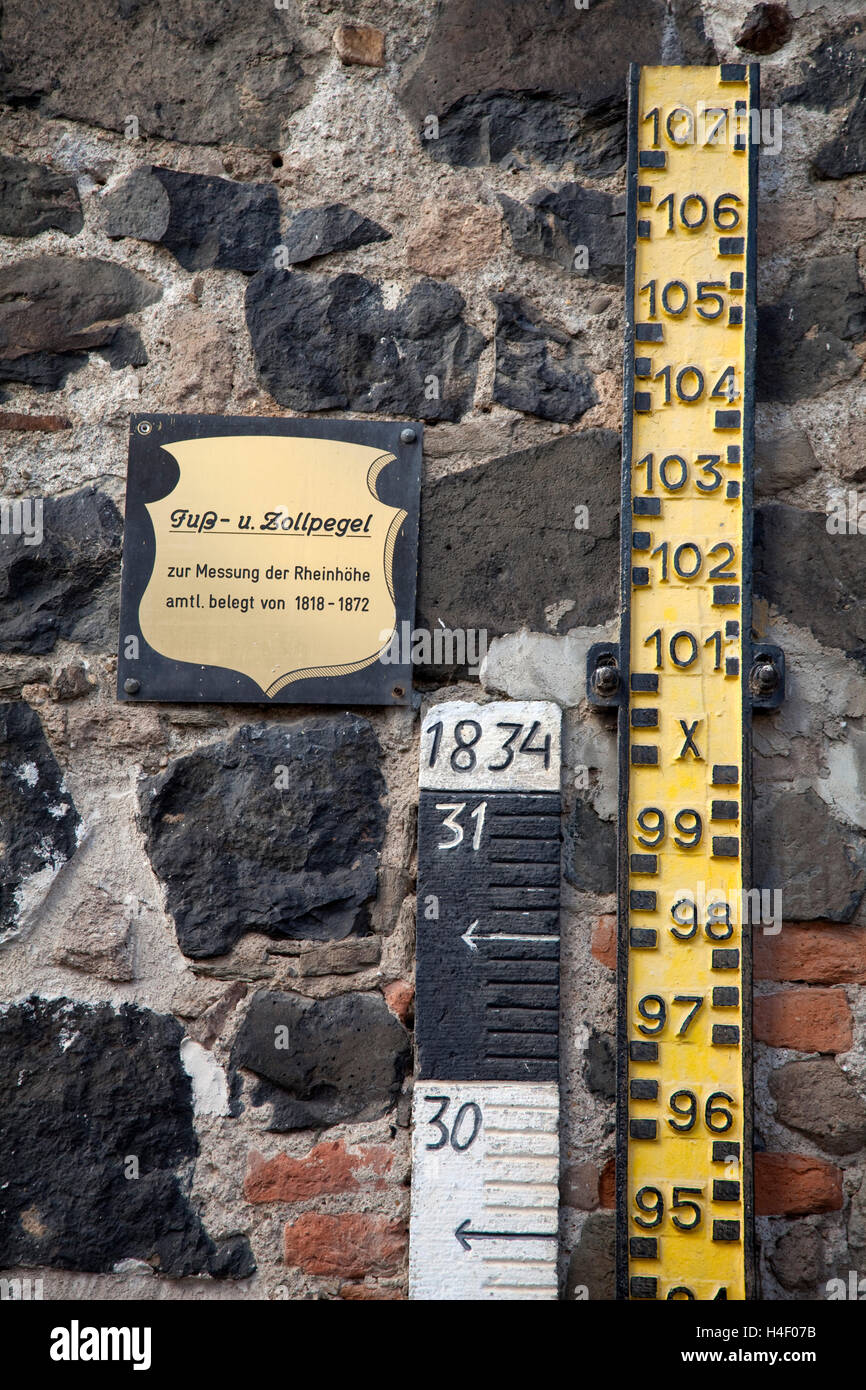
[589, 62, 784, 1301]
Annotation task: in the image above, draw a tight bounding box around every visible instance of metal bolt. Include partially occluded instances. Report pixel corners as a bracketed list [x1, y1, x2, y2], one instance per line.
[400, 428, 416, 445]
[592, 659, 620, 699]
[136, 421, 152, 435]
[750, 659, 779, 696]
[392, 685, 405, 699]
[124, 678, 141, 695]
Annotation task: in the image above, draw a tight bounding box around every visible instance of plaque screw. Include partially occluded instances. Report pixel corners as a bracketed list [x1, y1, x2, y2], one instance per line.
[136, 421, 152, 435]
[400, 428, 416, 445]
[392, 685, 405, 698]
[591, 656, 620, 699]
[750, 659, 779, 697]
[124, 678, 141, 695]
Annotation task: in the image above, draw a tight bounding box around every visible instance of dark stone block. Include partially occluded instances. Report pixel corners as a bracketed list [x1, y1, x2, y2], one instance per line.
[231, 988, 411, 1129]
[492, 293, 596, 421]
[585, 1030, 616, 1100]
[0, 487, 122, 655]
[399, 0, 715, 173]
[754, 503, 866, 665]
[139, 717, 386, 959]
[0, 0, 321, 147]
[500, 183, 626, 282]
[281, 204, 390, 265]
[565, 799, 617, 897]
[0, 155, 83, 237]
[0, 254, 160, 389]
[757, 256, 866, 402]
[101, 167, 170, 242]
[779, 22, 866, 178]
[0, 995, 253, 1277]
[735, 3, 794, 56]
[754, 786, 866, 923]
[149, 168, 281, 274]
[770, 1225, 824, 1293]
[769, 1058, 866, 1156]
[566, 1210, 615, 1300]
[97, 325, 148, 370]
[245, 269, 484, 419]
[0, 703, 80, 940]
[416, 430, 619, 678]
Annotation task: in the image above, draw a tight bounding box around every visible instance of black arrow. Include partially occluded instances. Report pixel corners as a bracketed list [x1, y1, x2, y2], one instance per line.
[454, 1218, 556, 1251]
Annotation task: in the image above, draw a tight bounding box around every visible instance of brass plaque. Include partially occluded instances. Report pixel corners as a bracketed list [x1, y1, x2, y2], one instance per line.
[117, 414, 421, 704]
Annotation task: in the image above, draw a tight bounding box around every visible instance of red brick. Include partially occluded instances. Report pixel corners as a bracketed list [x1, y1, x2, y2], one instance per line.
[755, 1152, 843, 1216]
[755, 923, 866, 984]
[754, 987, 853, 1053]
[339, 1283, 404, 1300]
[599, 1157, 616, 1209]
[383, 980, 414, 1025]
[0, 412, 70, 431]
[245, 1140, 392, 1203]
[284, 1213, 405, 1279]
[592, 913, 616, 970]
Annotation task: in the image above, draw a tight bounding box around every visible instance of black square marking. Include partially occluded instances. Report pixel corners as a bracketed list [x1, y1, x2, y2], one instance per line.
[720, 64, 747, 82]
[719, 237, 745, 256]
[713, 585, 740, 605]
[629, 1041, 658, 1063]
[713, 1024, 741, 1046]
[729, 273, 744, 292]
[632, 567, 649, 587]
[713, 836, 740, 858]
[629, 1120, 658, 1140]
[637, 220, 651, 239]
[713, 765, 739, 785]
[726, 481, 740, 499]
[727, 444, 741, 464]
[725, 657, 740, 676]
[631, 745, 658, 765]
[713, 1141, 740, 1162]
[630, 890, 657, 911]
[726, 621, 740, 637]
[632, 531, 651, 550]
[711, 800, 739, 821]
[631, 708, 658, 727]
[633, 497, 660, 515]
[630, 1275, 658, 1297]
[629, 927, 658, 948]
[715, 409, 742, 429]
[713, 1181, 741, 1202]
[713, 1220, 741, 1242]
[712, 949, 740, 970]
[638, 186, 653, 204]
[713, 987, 740, 1007]
[634, 391, 652, 412]
[631, 674, 658, 692]
[635, 356, 652, 377]
[635, 323, 663, 342]
[728, 305, 743, 326]
[630, 853, 658, 875]
[630, 1237, 658, 1259]
[639, 151, 666, 168]
[630, 1079, 658, 1100]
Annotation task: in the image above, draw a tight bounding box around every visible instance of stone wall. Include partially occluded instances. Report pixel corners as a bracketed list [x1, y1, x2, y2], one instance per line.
[1, 0, 865, 1301]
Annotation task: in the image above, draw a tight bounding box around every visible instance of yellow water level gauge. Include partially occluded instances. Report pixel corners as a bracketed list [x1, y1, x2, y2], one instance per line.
[588, 61, 783, 1302]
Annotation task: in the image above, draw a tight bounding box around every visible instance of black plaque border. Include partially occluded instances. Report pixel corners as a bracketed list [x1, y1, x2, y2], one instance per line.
[117, 413, 422, 706]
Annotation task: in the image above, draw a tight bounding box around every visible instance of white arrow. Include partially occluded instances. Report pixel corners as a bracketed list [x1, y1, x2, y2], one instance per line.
[461, 919, 560, 951]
